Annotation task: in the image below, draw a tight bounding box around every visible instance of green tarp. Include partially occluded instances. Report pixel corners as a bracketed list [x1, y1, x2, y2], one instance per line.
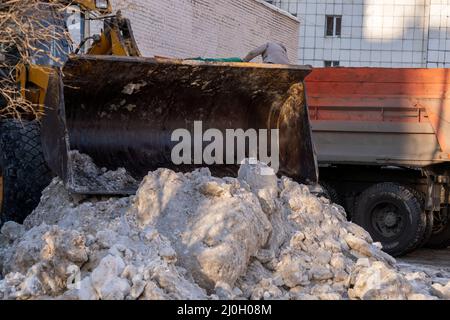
[187, 57, 244, 63]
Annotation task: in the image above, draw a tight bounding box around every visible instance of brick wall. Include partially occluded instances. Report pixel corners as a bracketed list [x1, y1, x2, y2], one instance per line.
[110, 0, 299, 62]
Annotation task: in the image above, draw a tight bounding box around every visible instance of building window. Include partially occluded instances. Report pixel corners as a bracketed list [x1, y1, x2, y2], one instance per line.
[326, 15, 342, 37]
[324, 61, 340, 67]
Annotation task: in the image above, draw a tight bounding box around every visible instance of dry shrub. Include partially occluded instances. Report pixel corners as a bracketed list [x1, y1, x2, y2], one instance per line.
[0, 0, 71, 119]
[0, 0, 137, 120]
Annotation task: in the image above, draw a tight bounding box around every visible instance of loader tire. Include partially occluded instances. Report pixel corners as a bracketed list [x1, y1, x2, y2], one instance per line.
[426, 206, 450, 249]
[353, 183, 426, 257]
[0, 119, 52, 224]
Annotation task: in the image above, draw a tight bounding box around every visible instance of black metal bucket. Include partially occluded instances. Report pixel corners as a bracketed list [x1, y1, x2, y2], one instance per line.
[42, 55, 317, 194]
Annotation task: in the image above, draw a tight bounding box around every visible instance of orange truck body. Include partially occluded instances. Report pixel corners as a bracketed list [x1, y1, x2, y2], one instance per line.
[305, 68, 450, 167]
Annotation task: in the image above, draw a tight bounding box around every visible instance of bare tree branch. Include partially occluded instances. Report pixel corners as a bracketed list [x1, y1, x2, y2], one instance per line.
[0, 0, 72, 120]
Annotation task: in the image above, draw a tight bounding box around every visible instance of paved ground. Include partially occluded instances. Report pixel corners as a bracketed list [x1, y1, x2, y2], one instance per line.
[400, 248, 450, 270]
[398, 248, 450, 279]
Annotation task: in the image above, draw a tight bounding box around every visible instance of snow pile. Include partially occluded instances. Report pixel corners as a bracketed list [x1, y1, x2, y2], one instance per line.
[0, 161, 448, 300]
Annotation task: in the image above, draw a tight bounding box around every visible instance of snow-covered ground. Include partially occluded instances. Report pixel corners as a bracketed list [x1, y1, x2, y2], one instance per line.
[398, 249, 450, 281]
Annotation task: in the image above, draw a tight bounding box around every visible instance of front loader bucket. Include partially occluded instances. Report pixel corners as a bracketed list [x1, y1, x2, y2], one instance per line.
[42, 55, 317, 195]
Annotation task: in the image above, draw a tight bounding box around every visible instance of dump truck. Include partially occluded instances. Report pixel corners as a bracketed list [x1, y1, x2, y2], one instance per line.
[0, 0, 317, 223]
[306, 68, 450, 256]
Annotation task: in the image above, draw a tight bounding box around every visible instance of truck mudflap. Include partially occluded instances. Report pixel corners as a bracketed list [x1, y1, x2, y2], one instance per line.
[42, 55, 317, 195]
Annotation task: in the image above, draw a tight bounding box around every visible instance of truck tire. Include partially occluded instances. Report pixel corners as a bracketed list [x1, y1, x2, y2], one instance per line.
[320, 182, 342, 205]
[407, 187, 433, 250]
[353, 182, 427, 257]
[426, 207, 450, 249]
[0, 119, 52, 224]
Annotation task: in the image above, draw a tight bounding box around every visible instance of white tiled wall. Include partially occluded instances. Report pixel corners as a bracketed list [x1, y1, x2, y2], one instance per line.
[270, 0, 450, 68]
[427, 0, 450, 67]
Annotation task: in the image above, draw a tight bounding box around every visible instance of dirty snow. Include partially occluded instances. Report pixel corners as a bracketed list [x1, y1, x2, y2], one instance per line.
[69, 151, 138, 193]
[0, 160, 449, 300]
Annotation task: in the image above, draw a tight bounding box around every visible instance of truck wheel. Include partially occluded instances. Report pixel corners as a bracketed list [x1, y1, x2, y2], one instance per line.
[320, 182, 342, 205]
[0, 119, 52, 224]
[353, 182, 426, 257]
[407, 188, 433, 250]
[426, 207, 450, 249]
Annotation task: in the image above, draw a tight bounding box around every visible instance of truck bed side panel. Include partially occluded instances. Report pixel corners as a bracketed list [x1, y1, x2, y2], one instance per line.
[306, 68, 450, 167]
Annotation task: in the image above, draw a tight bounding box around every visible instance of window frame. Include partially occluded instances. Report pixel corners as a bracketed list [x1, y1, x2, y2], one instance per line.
[324, 60, 340, 67]
[325, 15, 342, 37]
